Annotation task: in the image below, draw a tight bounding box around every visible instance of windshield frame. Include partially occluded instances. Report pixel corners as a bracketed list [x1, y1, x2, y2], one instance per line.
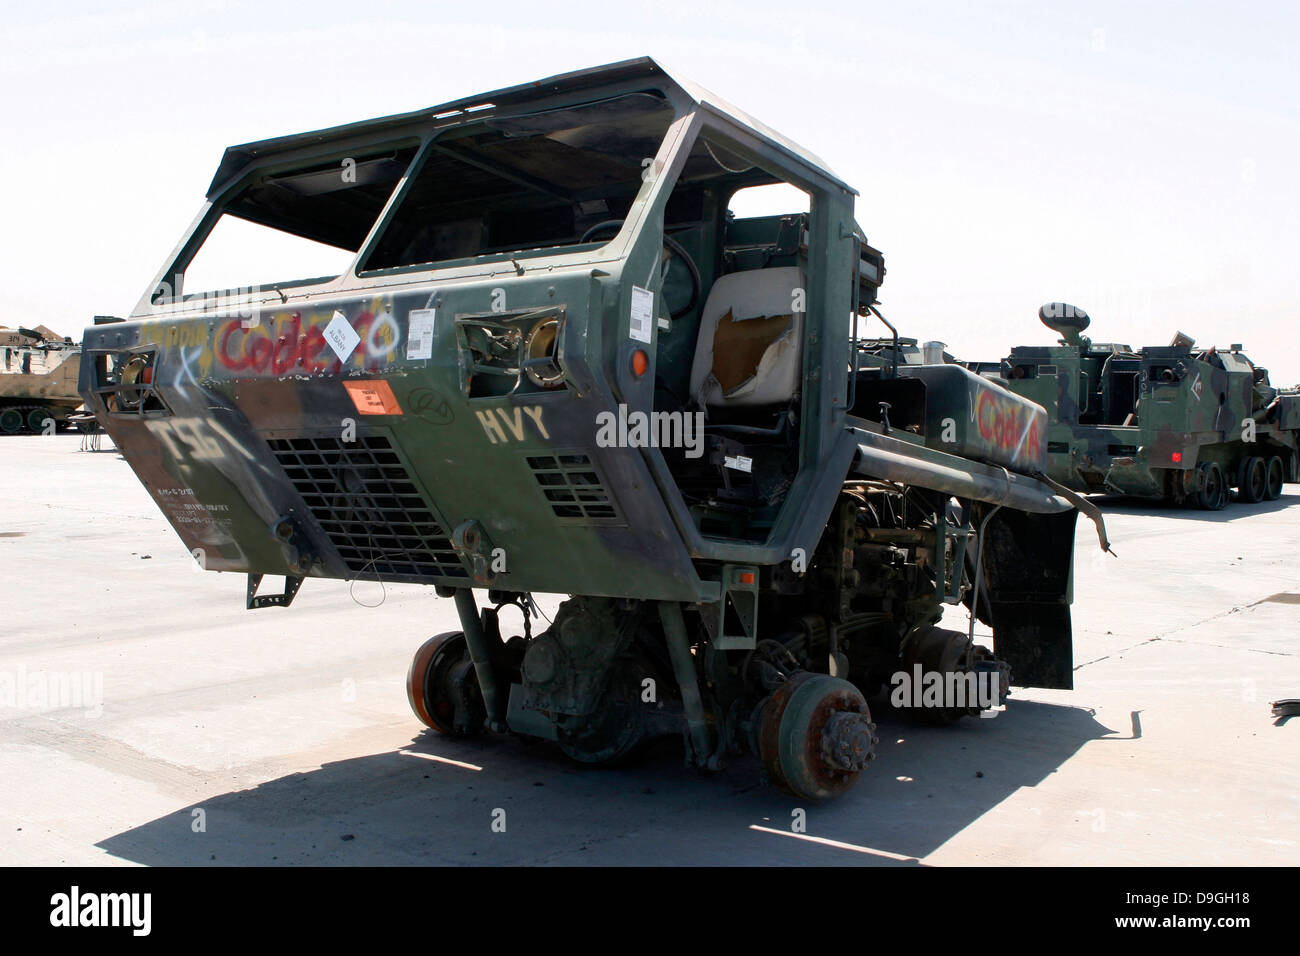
[354, 91, 682, 280]
[135, 88, 690, 318]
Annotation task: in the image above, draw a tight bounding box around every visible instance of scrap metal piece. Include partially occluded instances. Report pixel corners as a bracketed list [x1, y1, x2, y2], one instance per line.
[245, 573, 303, 609]
[1271, 699, 1300, 719]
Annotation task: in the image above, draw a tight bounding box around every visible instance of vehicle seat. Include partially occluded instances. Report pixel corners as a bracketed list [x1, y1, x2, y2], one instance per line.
[688, 266, 805, 411]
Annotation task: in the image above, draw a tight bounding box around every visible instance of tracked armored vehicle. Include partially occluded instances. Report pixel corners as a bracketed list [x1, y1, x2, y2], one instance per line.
[0, 326, 82, 433]
[998, 304, 1300, 509]
[80, 59, 1106, 799]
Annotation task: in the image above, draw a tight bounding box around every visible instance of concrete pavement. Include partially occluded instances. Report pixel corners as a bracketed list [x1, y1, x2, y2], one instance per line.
[1, 433, 1296, 865]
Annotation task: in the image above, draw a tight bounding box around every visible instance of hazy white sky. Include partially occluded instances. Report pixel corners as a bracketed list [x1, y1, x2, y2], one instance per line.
[3, 1, 1296, 382]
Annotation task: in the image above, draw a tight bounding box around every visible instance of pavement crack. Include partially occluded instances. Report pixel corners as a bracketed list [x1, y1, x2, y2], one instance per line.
[1077, 601, 1270, 672]
[1073, 653, 1112, 671]
[1158, 638, 1298, 658]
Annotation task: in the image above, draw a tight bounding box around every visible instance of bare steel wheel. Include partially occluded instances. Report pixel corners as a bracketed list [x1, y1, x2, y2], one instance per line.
[406, 631, 484, 735]
[759, 672, 877, 800]
[1265, 456, 1285, 501]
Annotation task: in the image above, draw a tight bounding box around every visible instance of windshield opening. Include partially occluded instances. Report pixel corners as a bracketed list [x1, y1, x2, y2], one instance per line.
[360, 91, 676, 273]
[158, 146, 418, 302]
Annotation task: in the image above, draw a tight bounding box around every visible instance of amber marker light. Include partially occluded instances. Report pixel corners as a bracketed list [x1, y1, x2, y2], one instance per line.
[631, 349, 648, 377]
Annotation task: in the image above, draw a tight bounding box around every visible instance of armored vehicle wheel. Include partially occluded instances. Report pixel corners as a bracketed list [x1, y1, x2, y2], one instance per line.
[759, 672, 877, 800]
[407, 631, 485, 736]
[1264, 456, 1285, 500]
[1236, 456, 1267, 503]
[0, 408, 22, 434]
[1196, 462, 1227, 510]
[26, 408, 52, 433]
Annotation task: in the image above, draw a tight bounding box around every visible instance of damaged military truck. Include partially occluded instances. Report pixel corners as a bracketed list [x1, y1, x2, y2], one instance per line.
[80, 58, 1104, 800]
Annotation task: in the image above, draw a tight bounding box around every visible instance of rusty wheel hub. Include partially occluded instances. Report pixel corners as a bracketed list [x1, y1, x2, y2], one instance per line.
[821, 711, 875, 772]
[759, 672, 877, 800]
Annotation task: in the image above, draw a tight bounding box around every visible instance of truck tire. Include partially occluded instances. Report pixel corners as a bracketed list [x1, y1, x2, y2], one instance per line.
[26, 408, 53, 433]
[1264, 456, 1285, 501]
[406, 631, 484, 736]
[1196, 461, 1228, 511]
[1236, 456, 1267, 503]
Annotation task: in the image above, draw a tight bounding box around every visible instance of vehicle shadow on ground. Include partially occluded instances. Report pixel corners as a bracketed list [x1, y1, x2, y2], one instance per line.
[1090, 488, 1296, 522]
[96, 699, 1119, 866]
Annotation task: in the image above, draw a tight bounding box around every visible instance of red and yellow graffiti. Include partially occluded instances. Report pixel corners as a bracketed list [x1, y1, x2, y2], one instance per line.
[976, 389, 1043, 463]
[213, 301, 400, 377]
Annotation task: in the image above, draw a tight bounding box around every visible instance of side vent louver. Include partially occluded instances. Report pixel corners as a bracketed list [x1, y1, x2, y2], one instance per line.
[526, 453, 623, 524]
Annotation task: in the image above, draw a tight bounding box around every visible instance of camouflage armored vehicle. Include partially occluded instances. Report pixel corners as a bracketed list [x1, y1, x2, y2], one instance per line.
[80, 59, 1106, 799]
[0, 325, 83, 433]
[998, 304, 1300, 509]
[856, 334, 955, 370]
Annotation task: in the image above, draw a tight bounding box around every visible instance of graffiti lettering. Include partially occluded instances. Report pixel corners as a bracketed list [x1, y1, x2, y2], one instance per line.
[173, 346, 203, 387]
[975, 390, 1043, 462]
[214, 306, 399, 377]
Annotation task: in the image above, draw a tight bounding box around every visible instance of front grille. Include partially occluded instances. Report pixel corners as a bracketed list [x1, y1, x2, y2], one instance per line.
[266, 435, 466, 580]
[526, 453, 622, 523]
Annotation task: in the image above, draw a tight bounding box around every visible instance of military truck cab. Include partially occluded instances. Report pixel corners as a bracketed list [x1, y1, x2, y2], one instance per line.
[82, 60, 1098, 799]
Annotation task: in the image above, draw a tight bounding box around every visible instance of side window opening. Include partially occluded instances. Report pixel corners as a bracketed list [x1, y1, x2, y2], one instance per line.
[654, 134, 813, 419]
[655, 131, 816, 543]
[160, 146, 418, 301]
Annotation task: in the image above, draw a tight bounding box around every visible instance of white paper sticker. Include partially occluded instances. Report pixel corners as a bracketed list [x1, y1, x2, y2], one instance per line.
[323, 311, 361, 363]
[406, 309, 436, 361]
[724, 455, 754, 473]
[629, 286, 654, 344]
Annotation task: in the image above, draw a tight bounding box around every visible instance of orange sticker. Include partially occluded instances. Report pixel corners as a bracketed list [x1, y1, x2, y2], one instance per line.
[343, 379, 403, 415]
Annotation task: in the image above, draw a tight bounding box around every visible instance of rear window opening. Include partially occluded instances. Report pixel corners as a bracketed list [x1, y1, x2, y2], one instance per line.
[727, 182, 810, 219]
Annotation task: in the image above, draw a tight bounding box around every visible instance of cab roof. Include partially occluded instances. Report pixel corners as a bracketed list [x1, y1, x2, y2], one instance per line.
[206, 57, 853, 199]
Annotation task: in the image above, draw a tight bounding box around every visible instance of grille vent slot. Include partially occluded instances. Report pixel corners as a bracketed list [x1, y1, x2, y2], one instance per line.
[266, 435, 466, 580]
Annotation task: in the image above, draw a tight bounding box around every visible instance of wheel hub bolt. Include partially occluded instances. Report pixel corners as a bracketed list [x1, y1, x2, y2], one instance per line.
[821, 711, 876, 772]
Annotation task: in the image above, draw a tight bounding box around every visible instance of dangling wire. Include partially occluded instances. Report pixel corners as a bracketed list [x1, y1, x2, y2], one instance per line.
[348, 533, 389, 608]
[704, 140, 754, 174]
[967, 504, 1002, 646]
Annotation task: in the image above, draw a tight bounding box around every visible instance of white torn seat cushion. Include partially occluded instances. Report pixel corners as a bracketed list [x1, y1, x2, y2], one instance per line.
[689, 266, 805, 409]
